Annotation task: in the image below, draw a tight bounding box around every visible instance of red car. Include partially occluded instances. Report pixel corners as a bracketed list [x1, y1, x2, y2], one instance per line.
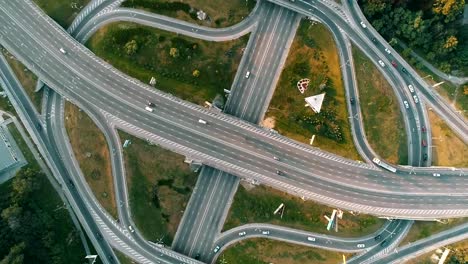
[421, 139, 427, 147]
[421, 126, 426, 133]
[391, 61, 397, 67]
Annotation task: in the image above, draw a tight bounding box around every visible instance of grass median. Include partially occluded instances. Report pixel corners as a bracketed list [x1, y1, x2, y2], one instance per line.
[428, 110, 468, 167]
[2, 49, 42, 112]
[224, 184, 384, 237]
[352, 46, 408, 165]
[217, 238, 351, 264]
[64, 102, 117, 218]
[122, 0, 256, 28]
[87, 22, 248, 106]
[265, 20, 360, 160]
[33, 0, 90, 28]
[120, 131, 197, 246]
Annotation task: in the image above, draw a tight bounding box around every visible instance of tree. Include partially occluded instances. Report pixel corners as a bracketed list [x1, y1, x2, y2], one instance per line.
[0, 242, 25, 264]
[192, 69, 200, 77]
[169, 47, 179, 58]
[124, 40, 138, 55]
[463, 85, 468, 95]
[443, 35, 458, 50]
[433, 0, 465, 22]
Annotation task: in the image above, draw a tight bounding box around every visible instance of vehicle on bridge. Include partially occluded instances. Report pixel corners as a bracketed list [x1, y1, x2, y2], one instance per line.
[145, 106, 153, 112]
[372, 158, 397, 173]
[59, 47, 67, 54]
[198, 119, 207, 124]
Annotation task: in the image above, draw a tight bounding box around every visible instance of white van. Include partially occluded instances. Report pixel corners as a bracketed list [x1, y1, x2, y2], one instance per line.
[198, 119, 207, 124]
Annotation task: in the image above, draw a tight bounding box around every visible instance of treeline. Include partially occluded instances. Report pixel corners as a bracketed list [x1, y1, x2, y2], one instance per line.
[359, 0, 467, 74]
[0, 167, 84, 264]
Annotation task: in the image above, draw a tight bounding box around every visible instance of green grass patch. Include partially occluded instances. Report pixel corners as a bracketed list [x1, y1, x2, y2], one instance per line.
[218, 238, 351, 264]
[266, 20, 360, 160]
[64, 102, 117, 219]
[352, 46, 408, 165]
[122, 0, 256, 28]
[0, 167, 86, 263]
[120, 131, 197, 245]
[2, 49, 42, 112]
[399, 218, 468, 247]
[33, 0, 90, 28]
[86, 22, 248, 106]
[224, 184, 384, 237]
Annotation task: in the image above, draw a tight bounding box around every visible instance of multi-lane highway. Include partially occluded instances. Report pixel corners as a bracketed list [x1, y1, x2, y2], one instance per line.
[1, 0, 467, 263]
[0, 0, 467, 220]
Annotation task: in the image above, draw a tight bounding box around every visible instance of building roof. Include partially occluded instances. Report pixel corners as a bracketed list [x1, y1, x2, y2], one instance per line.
[0, 126, 19, 173]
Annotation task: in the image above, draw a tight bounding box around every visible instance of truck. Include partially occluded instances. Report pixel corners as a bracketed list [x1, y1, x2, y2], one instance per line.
[372, 158, 397, 173]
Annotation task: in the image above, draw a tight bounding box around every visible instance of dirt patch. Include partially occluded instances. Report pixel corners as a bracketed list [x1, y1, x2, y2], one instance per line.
[261, 116, 276, 129]
[428, 109, 468, 167]
[64, 102, 117, 218]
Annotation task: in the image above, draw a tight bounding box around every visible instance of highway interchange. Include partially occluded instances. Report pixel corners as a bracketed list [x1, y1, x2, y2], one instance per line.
[0, 0, 467, 263]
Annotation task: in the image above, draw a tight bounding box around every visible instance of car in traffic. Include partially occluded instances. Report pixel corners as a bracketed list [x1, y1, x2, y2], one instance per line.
[245, 71, 250, 78]
[262, 230, 270, 235]
[238, 231, 246, 236]
[360, 21, 367, 28]
[378, 60, 385, 67]
[198, 119, 207, 124]
[145, 106, 153, 112]
[147, 101, 155, 107]
[128, 225, 135, 233]
[413, 95, 419, 104]
[391, 61, 397, 67]
[374, 235, 381, 241]
[423, 153, 428, 161]
[273, 156, 280, 161]
[380, 240, 388, 247]
[276, 170, 282, 175]
[350, 98, 355, 104]
[407, 84, 415, 93]
[59, 47, 67, 54]
[401, 67, 407, 73]
[385, 48, 391, 54]
[307, 237, 316, 242]
[421, 126, 426, 133]
[433, 173, 441, 177]
[357, 244, 365, 248]
[403, 100, 409, 109]
[421, 139, 427, 147]
[213, 245, 220, 253]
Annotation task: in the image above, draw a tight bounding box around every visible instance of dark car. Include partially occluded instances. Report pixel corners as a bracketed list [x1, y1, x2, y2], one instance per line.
[391, 61, 397, 67]
[421, 126, 427, 133]
[380, 240, 388, 247]
[372, 37, 377, 42]
[194, 254, 201, 260]
[401, 67, 407, 73]
[423, 153, 428, 161]
[374, 235, 381, 241]
[147, 101, 155, 107]
[350, 98, 355, 104]
[276, 170, 282, 175]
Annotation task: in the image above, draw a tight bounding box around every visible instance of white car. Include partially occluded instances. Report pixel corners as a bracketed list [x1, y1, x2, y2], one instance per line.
[357, 244, 366, 248]
[238, 231, 246, 236]
[262, 230, 270, 235]
[307, 237, 316, 242]
[128, 225, 135, 233]
[413, 95, 419, 104]
[378, 60, 385, 67]
[213, 246, 220, 253]
[245, 71, 251, 78]
[59, 47, 67, 54]
[360, 21, 367, 28]
[408, 84, 415, 93]
[433, 173, 441, 177]
[385, 48, 391, 54]
[403, 101, 409, 109]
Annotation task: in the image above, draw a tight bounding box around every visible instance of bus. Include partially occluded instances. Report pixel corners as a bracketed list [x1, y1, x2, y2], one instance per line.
[372, 158, 397, 173]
